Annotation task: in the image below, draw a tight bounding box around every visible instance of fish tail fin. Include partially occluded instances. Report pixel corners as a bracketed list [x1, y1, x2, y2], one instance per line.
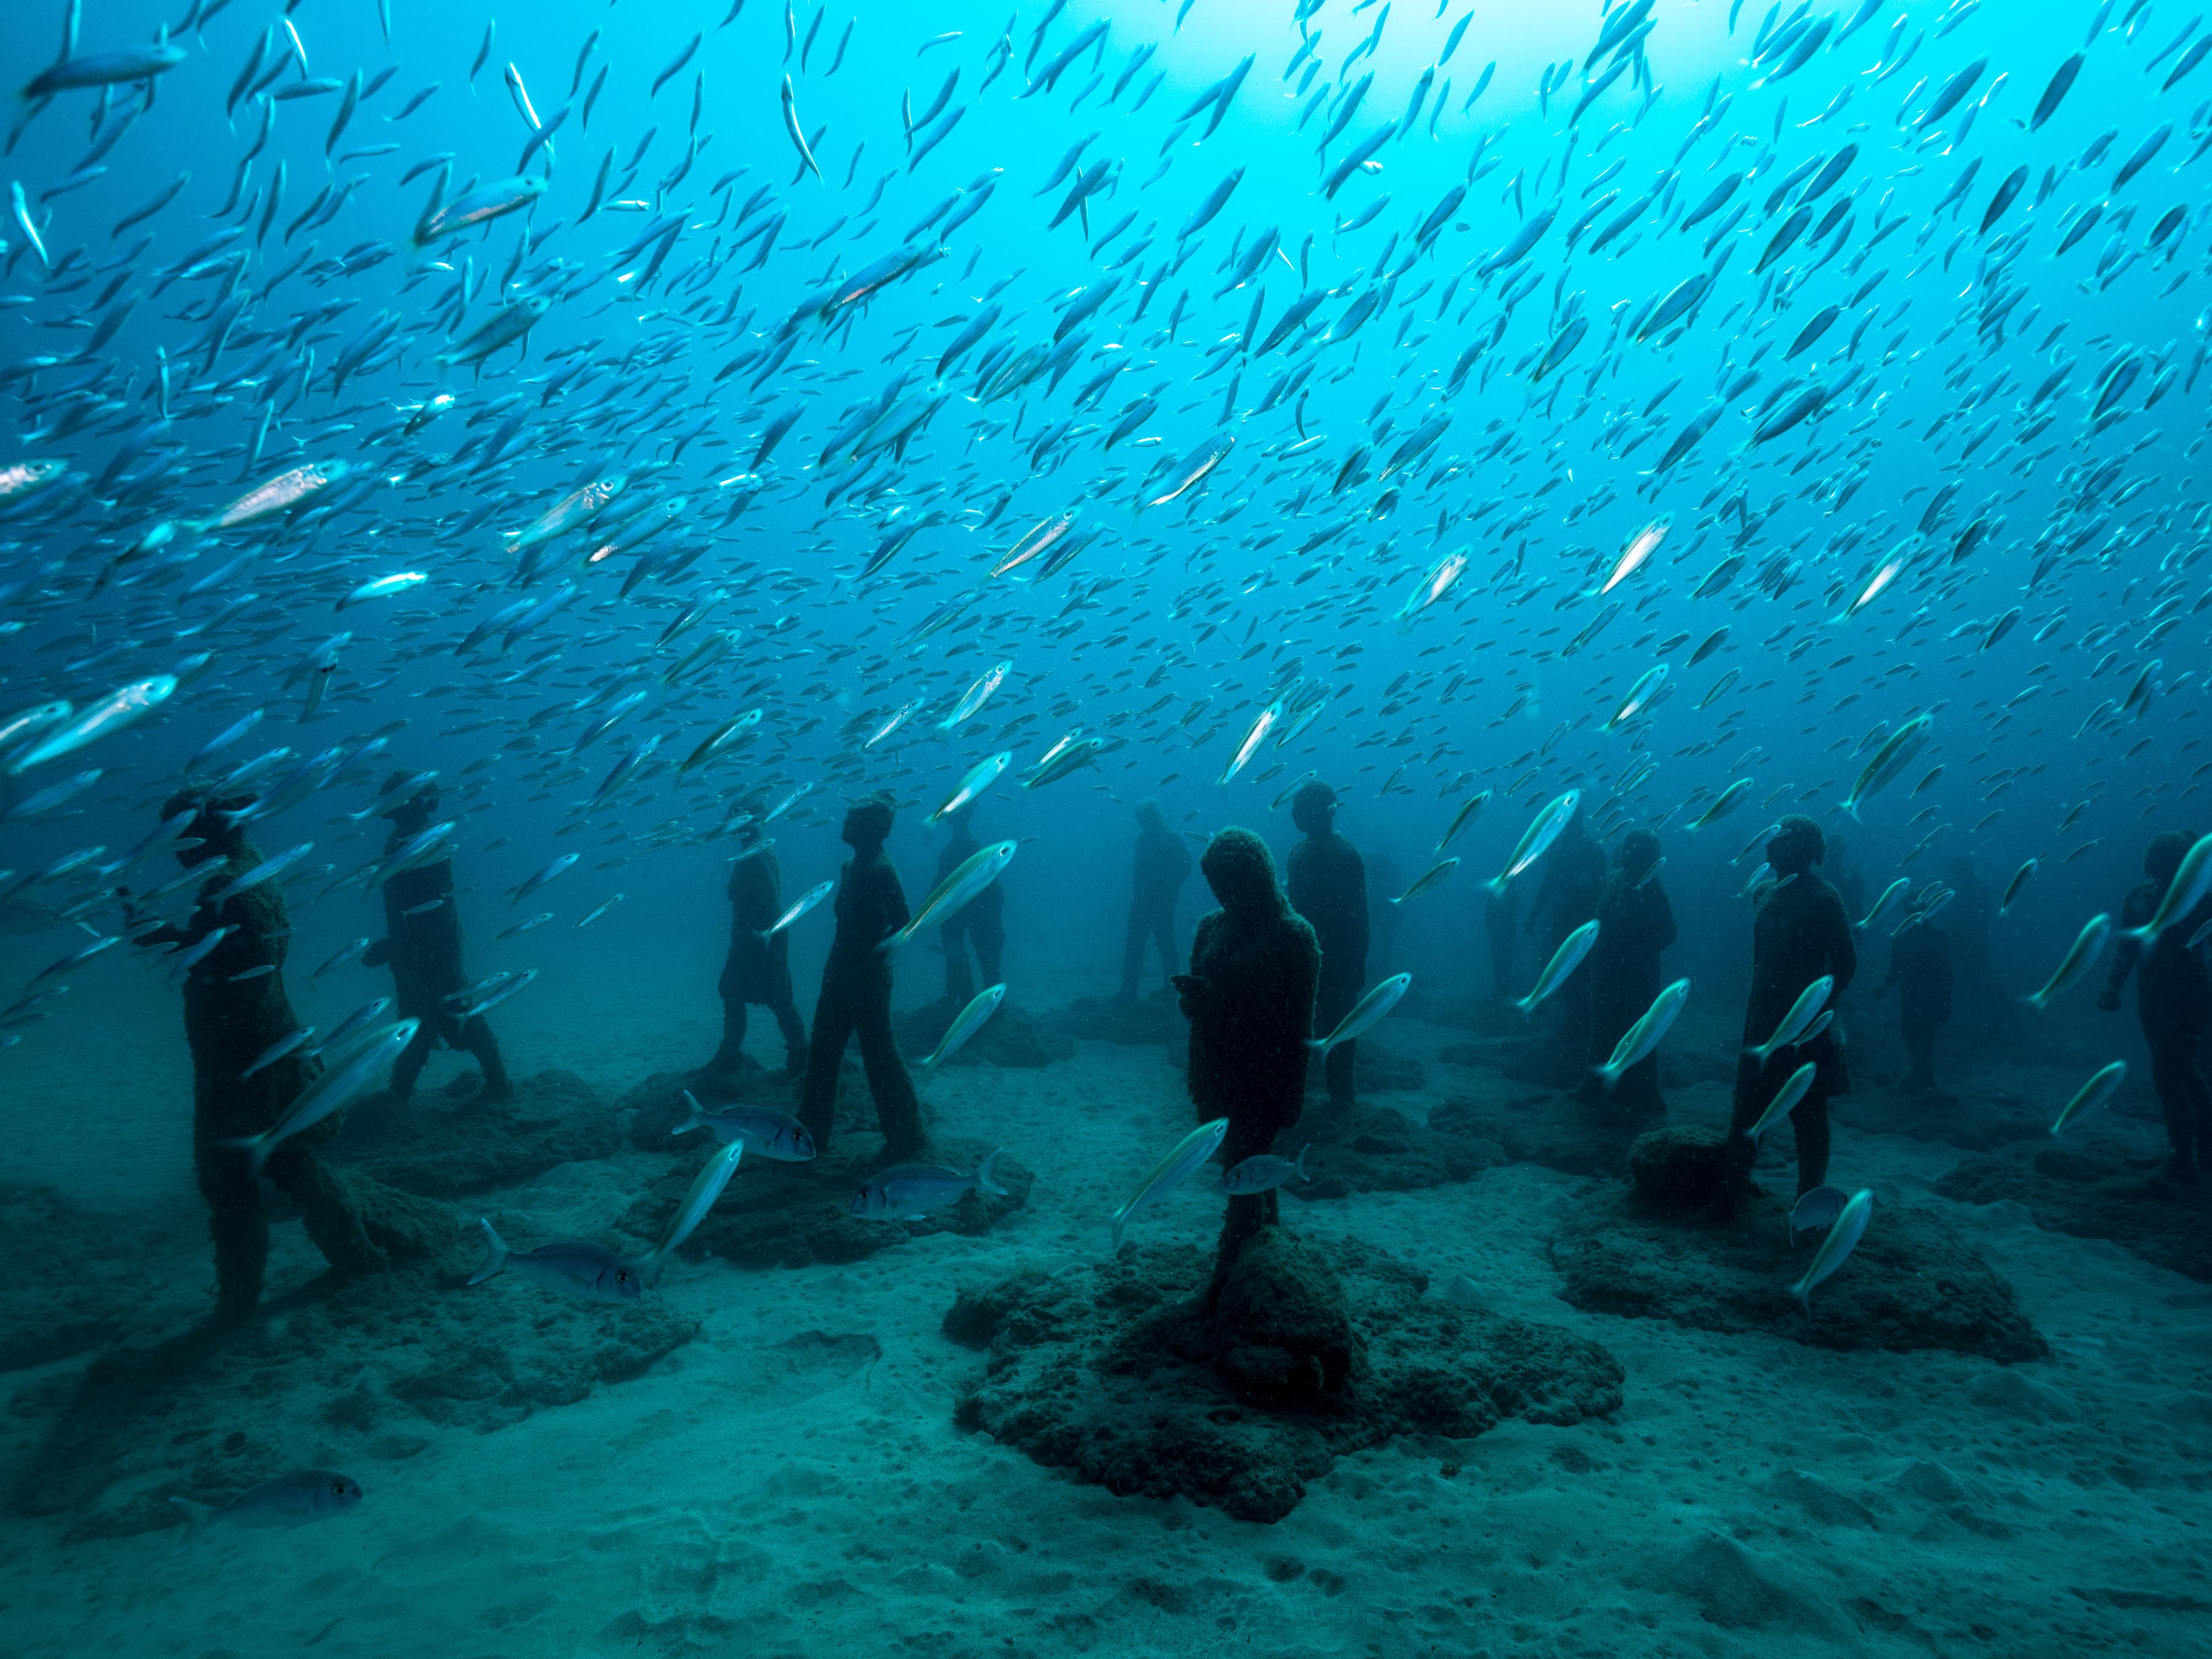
[1484, 875, 1508, 897]
[1512, 996, 1533, 1021]
[168, 1496, 215, 1536]
[1841, 798, 1863, 823]
[1110, 1207, 1127, 1251]
[672, 1090, 704, 1135]
[1596, 1063, 1621, 1091]
[1302, 1037, 1328, 1051]
[976, 1147, 1008, 1197]
[466, 1217, 508, 1286]
[1294, 1143, 1310, 1180]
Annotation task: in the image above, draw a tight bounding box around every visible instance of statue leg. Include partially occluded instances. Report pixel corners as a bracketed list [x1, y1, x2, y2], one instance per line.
[1789, 1092, 1832, 1196]
[1205, 1115, 1280, 1309]
[771, 992, 808, 1075]
[196, 1140, 269, 1328]
[389, 1016, 436, 1102]
[265, 1140, 389, 1277]
[941, 918, 974, 1004]
[973, 908, 1005, 986]
[799, 977, 854, 1148]
[462, 1015, 512, 1100]
[854, 980, 924, 1159]
[2150, 1034, 2209, 1179]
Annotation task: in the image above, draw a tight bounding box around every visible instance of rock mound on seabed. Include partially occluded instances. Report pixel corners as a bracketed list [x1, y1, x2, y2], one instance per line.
[1280, 1101, 1502, 1201]
[617, 1133, 1031, 1270]
[895, 996, 1075, 1069]
[329, 1069, 619, 1197]
[1549, 1135, 2047, 1363]
[0, 1183, 170, 1372]
[7, 1245, 698, 1539]
[945, 1230, 1623, 1523]
[1936, 1135, 2212, 1283]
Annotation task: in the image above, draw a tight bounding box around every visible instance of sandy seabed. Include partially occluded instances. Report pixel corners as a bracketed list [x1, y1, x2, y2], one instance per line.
[3, 951, 2210, 1659]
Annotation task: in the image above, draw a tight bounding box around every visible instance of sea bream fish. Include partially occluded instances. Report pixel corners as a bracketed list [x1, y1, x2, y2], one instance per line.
[851, 1150, 1008, 1220]
[170, 1471, 363, 1534]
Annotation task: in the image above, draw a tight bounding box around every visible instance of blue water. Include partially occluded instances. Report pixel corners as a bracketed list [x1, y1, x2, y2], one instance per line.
[4, 0, 2211, 1651]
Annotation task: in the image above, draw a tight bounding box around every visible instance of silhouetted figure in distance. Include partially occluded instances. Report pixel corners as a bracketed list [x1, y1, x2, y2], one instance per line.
[1286, 781, 1369, 1109]
[1525, 803, 1607, 1072]
[1727, 816, 1858, 1197]
[1584, 830, 1676, 1113]
[2099, 830, 2212, 1186]
[704, 818, 807, 1077]
[1945, 853, 1996, 1023]
[799, 795, 925, 1159]
[1876, 901, 1952, 1099]
[1176, 828, 1321, 1304]
[1119, 798, 1192, 1000]
[363, 776, 512, 1103]
[936, 801, 1004, 1004]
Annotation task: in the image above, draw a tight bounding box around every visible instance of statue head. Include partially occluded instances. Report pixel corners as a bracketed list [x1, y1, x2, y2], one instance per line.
[2145, 830, 2197, 887]
[161, 786, 254, 867]
[1617, 829, 1662, 881]
[1135, 797, 1165, 831]
[1767, 814, 1826, 877]
[842, 793, 895, 853]
[380, 769, 438, 832]
[1290, 780, 1339, 836]
[1201, 827, 1284, 921]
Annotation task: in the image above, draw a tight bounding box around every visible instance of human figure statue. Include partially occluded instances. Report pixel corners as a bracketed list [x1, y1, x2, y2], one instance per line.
[1875, 902, 1952, 1098]
[798, 795, 924, 1159]
[1118, 798, 1192, 1000]
[1525, 803, 1607, 1069]
[1944, 854, 1995, 1020]
[1286, 781, 1369, 1109]
[703, 819, 807, 1077]
[1176, 828, 1321, 1302]
[123, 790, 390, 1328]
[936, 802, 1004, 1005]
[1727, 816, 1858, 1197]
[1584, 830, 1677, 1113]
[362, 776, 512, 1104]
[2098, 830, 2212, 1186]
[1483, 883, 1519, 1004]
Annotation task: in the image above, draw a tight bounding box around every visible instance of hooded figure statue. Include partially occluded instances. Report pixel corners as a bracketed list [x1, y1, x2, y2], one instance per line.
[1286, 781, 1368, 1108]
[1726, 814, 1857, 1197]
[362, 774, 513, 1103]
[1176, 828, 1321, 1298]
